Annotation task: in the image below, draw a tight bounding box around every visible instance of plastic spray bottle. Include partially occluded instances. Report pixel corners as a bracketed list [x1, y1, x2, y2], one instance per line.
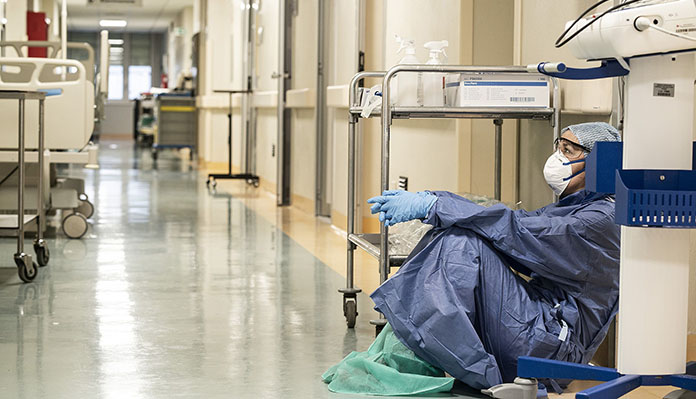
[392, 34, 420, 106]
[421, 40, 448, 106]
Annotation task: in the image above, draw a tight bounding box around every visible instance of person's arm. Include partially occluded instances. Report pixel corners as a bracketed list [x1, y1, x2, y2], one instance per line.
[424, 191, 618, 284]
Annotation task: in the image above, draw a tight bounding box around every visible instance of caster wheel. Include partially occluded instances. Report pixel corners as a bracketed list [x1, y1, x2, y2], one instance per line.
[15, 255, 37, 283]
[76, 199, 94, 219]
[253, 181, 259, 188]
[344, 300, 357, 328]
[152, 149, 158, 161]
[211, 180, 218, 188]
[62, 213, 88, 239]
[33, 242, 50, 267]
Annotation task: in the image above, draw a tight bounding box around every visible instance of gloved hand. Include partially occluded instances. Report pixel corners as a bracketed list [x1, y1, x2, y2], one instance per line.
[367, 190, 437, 227]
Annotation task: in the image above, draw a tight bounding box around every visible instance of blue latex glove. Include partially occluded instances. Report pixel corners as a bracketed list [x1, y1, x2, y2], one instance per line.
[367, 190, 438, 227]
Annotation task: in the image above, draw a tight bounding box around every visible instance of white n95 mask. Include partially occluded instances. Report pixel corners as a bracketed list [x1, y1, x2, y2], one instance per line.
[543, 151, 585, 196]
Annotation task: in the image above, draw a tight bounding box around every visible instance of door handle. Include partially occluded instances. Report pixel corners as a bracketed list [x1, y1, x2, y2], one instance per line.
[271, 72, 290, 79]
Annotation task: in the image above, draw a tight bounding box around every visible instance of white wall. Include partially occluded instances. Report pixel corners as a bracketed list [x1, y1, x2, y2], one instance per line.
[328, 0, 360, 222]
[168, 6, 194, 84]
[195, 0, 241, 167]
[288, 0, 318, 209]
[4, 0, 27, 42]
[252, 0, 280, 188]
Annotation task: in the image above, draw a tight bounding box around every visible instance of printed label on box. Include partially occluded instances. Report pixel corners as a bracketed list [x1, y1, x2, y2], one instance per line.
[458, 73, 550, 108]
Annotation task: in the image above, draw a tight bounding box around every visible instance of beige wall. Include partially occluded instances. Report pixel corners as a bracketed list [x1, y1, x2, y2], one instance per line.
[517, 0, 612, 210]
[469, 0, 515, 203]
[382, 0, 463, 196]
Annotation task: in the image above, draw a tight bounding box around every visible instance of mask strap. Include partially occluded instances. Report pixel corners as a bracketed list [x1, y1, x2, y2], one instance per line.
[562, 167, 586, 182]
[562, 158, 585, 166]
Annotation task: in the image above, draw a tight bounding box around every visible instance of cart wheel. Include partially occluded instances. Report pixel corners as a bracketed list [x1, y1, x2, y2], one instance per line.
[62, 213, 88, 239]
[34, 242, 50, 267]
[345, 299, 358, 328]
[15, 256, 37, 283]
[253, 180, 259, 188]
[76, 199, 94, 219]
[211, 180, 218, 188]
[152, 149, 158, 161]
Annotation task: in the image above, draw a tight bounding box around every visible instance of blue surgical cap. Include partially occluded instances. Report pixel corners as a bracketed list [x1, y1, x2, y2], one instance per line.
[561, 122, 621, 153]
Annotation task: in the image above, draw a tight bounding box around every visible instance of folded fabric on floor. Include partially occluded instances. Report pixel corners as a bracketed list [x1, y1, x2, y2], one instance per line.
[322, 323, 455, 396]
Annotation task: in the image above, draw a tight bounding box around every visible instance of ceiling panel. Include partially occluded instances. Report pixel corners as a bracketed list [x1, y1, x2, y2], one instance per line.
[66, 0, 194, 32]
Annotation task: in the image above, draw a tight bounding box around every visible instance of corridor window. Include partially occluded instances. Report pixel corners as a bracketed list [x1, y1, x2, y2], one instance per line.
[128, 65, 152, 99]
[108, 65, 124, 100]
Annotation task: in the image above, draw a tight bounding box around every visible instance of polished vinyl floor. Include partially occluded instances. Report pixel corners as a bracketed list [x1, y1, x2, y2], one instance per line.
[0, 141, 676, 398]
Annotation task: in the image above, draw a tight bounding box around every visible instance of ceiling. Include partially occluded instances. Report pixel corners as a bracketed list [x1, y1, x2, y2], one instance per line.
[66, 0, 194, 32]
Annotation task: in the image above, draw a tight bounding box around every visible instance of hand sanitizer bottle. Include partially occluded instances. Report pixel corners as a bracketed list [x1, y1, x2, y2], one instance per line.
[421, 40, 448, 107]
[392, 34, 420, 106]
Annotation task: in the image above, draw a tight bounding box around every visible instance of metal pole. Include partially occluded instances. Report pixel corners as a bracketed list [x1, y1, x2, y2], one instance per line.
[38, 99, 44, 238]
[494, 119, 503, 200]
[552, 78, 561, 202]
[17, 99, 25, 254]
[276, 0, 286, 205]
[347, 115, 356, 289]
[228, 92, 233, 175]
[61, 0, 67, 60]
[380, 70, 396, 286]
[315, 0, 327, 216]
[0, 0, 6, 57]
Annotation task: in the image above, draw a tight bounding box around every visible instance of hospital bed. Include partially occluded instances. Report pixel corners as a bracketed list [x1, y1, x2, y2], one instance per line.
[0, 49, 97, 238]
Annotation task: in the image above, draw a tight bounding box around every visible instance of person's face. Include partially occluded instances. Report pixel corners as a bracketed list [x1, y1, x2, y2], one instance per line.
[555, 129, 587, 197]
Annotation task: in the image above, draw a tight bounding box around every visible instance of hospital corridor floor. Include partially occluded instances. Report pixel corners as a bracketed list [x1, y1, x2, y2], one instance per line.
[0, 141, 458, 399]
[0, 141, 674, 399]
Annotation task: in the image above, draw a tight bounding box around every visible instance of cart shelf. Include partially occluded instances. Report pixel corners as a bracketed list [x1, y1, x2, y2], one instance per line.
[348, 233, 407, 267]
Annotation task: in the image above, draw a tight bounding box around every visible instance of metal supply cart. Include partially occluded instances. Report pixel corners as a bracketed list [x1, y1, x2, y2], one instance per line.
[341, 65, 560, 331]
[152, 92, 197, 162]
[0, 90, 50, 282]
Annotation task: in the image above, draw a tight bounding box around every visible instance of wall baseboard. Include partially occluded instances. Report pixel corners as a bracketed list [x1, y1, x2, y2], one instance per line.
[331, 210, 347, 231]
[291, 193, 314, 215]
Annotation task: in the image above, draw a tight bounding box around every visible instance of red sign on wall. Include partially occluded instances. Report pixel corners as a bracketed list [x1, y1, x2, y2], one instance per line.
[27, 12, 48, 58]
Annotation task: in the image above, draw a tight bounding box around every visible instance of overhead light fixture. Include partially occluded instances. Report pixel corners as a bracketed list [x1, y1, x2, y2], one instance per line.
[108, 39, 124, 45]
[99, 19, 127, 28]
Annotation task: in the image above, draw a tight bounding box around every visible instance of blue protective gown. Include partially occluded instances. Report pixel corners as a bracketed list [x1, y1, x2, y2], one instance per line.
[370, 190, 621, 390]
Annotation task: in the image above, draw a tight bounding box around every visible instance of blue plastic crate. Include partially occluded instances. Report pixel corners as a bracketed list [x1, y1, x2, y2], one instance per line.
[615, 169, 696, 227]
